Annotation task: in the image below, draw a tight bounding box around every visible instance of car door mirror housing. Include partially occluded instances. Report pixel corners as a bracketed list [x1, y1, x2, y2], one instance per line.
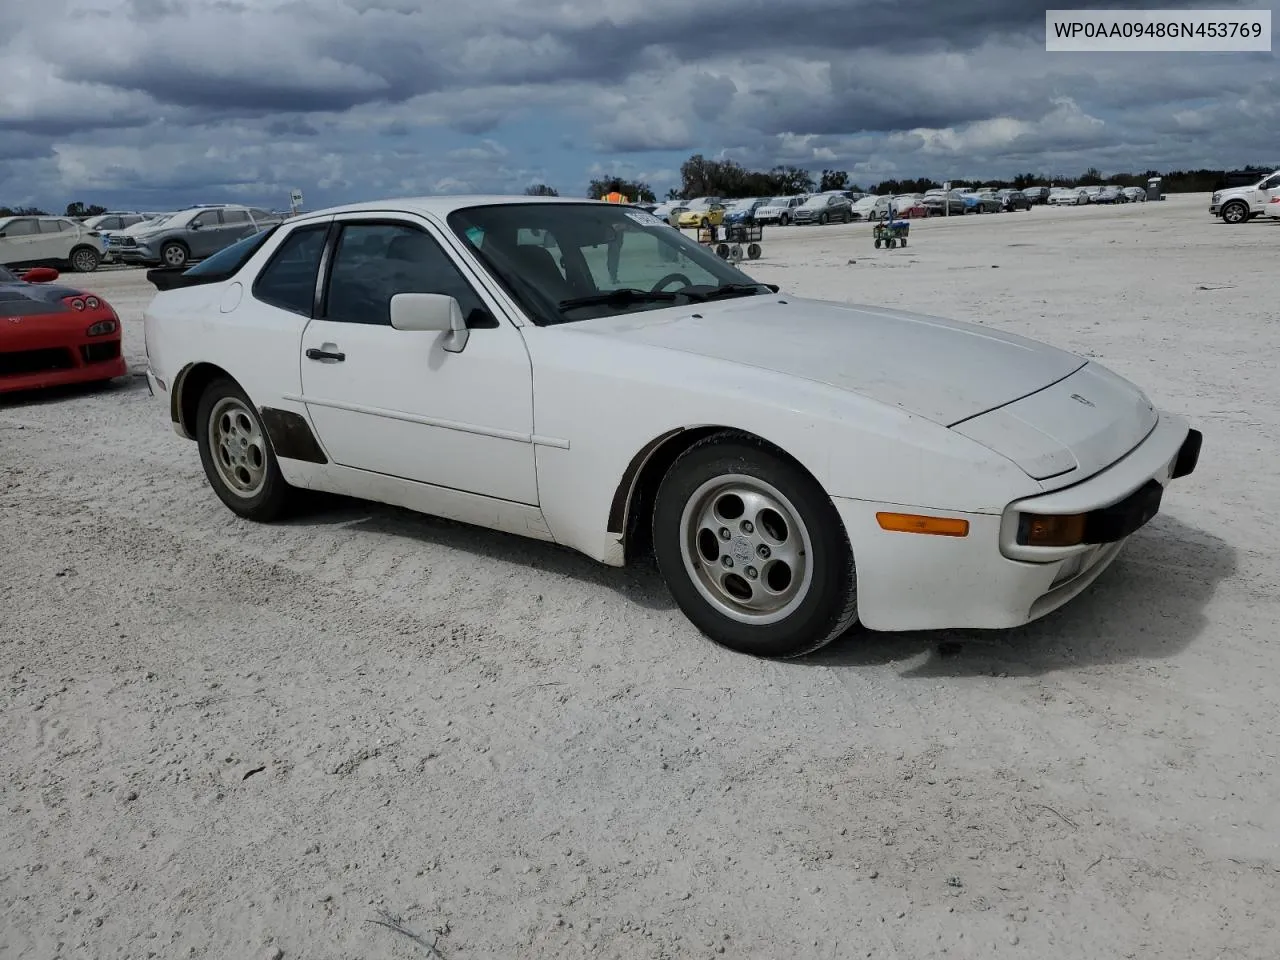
[389, 292, 470, 353]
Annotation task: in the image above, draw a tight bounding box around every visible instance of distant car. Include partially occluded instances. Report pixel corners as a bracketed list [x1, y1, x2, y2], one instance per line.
[1210, 169, 1280, 224]
[891, 196, 929, 218]
[722, 198, 768, 225]
[964, 193, 1004, 214]
[114, 204, 282, 267]
[1121, 187, 1147, 202]
[922, 191, 966, 216]
[1021, 186, 1051, 205]
[141, 194, 1203, 659]
[0, 216, 106, 273]
[1048, 188, 1087, 206]
[0, 263, 124, 392]
[996, 189, 1032, 211]
[849, 196, 892, 221]
[676, 199, 727, 229]
[753, 196, 805, 225]
[1095, 186, 1125, 204]
[791, 193, 852, 225]
[83, 212, 157, 262]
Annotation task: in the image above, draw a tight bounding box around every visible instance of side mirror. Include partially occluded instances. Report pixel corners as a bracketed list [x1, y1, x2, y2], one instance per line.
[389, 292, 470, 353]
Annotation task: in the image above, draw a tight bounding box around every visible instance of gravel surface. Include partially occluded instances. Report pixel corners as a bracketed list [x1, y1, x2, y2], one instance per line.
[3, 193, 1276, 959]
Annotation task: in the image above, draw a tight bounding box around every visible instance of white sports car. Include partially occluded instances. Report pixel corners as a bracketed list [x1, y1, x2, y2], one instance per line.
[142, 196, 1202, 659]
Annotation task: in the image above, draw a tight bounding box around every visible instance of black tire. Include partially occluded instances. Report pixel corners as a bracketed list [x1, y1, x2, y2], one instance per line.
[195, 377, 294, 521]
[161, 241, 189, 268]
[778, 214, 790, 226]
[747, 242, 761, 260]
[818, 212, 828, 225]
[900, 238, 907, 246]
[1221, 201, 1249, 225]
[69, 246, 100, 272]
[651, 433, 859, 658]
[874, 238, 882, 248]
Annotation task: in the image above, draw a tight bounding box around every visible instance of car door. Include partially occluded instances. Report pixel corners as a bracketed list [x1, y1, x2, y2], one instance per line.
[220, 208, 258, 247]
[37, 219, 75, 260]
[1256, 173, 1280, 207]
[0, 218, 44, 265]
[298, 215, 537, 505]
[188, 209, 225, 258]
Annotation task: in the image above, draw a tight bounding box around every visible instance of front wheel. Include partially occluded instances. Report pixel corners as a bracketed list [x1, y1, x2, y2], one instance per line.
[778, 213, 790, 226]
[161, 241, 189, 267]
[1221, 201, 1249, 224]
[652, 434, 859, 658]
[196, 377, 294, 521]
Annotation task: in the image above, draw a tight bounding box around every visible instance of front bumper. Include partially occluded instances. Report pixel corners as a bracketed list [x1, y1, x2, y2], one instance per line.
[833, 413, 1201, 631]
[0, 335, 126, 394]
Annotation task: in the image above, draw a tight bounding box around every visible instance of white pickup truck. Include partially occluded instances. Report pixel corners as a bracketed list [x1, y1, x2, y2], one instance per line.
[1210, 170, 1280, 224]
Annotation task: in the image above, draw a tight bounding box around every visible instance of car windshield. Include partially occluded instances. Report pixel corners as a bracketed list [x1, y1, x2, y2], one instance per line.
[448, 202, 774, 326]
[727, 199, 755, 211]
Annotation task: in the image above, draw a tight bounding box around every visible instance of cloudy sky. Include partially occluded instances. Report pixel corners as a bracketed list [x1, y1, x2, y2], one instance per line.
[2, 0, 1275, 212]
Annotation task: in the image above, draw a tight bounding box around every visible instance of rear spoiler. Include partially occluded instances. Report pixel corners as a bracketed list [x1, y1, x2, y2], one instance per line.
[145, 266, 208, 291]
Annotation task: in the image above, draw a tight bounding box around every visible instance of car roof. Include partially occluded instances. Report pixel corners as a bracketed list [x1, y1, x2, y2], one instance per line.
[291, 196, 639, 221]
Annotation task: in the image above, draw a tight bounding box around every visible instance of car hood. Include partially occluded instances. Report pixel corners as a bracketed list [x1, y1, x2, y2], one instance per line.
[572, 295, 1087, 426]
[0, 281, 80, 315]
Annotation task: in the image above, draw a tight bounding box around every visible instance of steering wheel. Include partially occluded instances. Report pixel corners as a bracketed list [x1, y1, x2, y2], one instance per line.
[651, 273, 692, 293]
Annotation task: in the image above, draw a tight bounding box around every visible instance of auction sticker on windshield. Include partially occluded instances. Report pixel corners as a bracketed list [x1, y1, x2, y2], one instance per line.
[625, 211, 668, 228]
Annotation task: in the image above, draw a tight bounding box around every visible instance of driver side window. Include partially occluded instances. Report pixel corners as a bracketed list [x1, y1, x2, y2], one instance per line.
[322, 221, 498, 328]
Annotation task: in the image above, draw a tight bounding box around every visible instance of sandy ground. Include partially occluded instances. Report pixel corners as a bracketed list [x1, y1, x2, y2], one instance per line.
[2, 193, 1277, 960]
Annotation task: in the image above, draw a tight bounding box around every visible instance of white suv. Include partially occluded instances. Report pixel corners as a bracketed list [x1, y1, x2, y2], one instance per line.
[1210, 170, 1280, 224]
[0, 216, 106, 272]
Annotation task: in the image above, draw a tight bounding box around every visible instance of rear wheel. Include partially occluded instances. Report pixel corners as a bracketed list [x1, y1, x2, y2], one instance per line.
[196, 377, 294, 521]
[652, 434, 859, 658]
[69, 246, 100, 272]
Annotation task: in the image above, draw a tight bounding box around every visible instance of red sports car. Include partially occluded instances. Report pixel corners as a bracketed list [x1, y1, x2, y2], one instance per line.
[0, 265, 126, 394]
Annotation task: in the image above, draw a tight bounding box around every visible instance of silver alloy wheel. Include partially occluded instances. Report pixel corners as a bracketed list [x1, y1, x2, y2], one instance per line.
[678, 473, 814, 625]
[72, 248, 97, 272]
[163, 244, 187, 266]
[208, 396, 268, 498]
[1222, 202, 1246, 224]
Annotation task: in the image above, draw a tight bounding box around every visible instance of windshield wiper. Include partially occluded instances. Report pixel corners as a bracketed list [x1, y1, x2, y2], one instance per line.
[684, 282, 777, 302]
[557, 288, 679, 311]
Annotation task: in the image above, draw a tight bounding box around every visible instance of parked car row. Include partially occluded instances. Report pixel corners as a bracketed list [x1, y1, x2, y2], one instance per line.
[1, 203, 288, 273]
[646, 185, 1056, 229]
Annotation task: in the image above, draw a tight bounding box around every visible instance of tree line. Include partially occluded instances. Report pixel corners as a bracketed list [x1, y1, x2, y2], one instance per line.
[0, 201, 110, 218]
[523, 157, 1278, 203]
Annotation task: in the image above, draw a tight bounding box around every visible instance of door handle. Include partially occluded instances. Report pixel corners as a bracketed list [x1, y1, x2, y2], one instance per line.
[306, 347, 345, 362]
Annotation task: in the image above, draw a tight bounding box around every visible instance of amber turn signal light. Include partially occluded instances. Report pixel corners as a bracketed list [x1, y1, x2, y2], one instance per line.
[1017, 513, 1087, 547]
[876, 512, 970, 537]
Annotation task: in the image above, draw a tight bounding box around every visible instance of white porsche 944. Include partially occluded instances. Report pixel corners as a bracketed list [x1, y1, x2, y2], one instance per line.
[142, 196, 1202, 659]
